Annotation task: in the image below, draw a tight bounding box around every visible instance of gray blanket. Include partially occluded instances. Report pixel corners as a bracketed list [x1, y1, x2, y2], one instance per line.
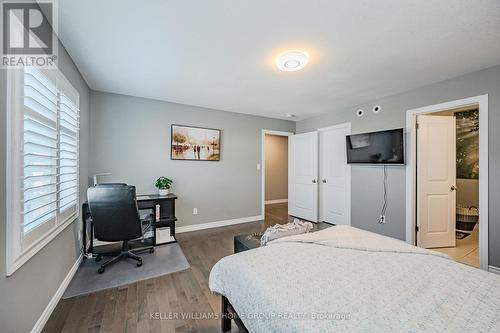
[260, 219, 313, 246]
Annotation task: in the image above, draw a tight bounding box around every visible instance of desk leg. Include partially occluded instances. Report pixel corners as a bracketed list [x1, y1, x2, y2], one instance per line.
[170, 221, 176, 241]
[82, 217, 87, 256]
[90, 222, 94, 254]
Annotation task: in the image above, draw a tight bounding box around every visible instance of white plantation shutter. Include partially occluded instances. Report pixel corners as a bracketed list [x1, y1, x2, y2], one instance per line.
[23, 67, 59, 234]
[58, 82, 80, 217]
[6, 67, 80, 275]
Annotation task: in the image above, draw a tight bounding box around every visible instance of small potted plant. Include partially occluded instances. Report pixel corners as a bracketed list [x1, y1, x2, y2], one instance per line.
[155, 177, 173, 196]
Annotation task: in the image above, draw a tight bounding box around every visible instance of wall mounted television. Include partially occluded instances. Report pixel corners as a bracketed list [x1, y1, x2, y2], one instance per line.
[346, 128, 405, 165]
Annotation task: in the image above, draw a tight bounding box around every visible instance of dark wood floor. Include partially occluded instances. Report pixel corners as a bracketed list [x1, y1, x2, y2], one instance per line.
[43, 203, 290, 333]
[262, 202, 290, 227]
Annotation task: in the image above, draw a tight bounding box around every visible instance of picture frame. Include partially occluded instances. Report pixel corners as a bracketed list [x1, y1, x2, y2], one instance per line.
[170, 124, 221, 161]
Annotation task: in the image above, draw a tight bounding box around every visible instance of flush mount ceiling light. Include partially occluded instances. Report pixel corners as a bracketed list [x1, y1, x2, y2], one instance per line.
[276, 50, 309, 72]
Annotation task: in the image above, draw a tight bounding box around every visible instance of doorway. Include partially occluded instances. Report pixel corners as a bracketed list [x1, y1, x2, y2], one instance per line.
[287, 124, 351, 224]
[261, 130, 293, 228]
[406, 95, 489, 270]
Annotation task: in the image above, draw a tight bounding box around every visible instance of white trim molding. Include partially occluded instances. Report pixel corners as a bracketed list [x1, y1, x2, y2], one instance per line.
[261, 130, 294, 217]
[317, 123, 351, 132]
[265, 199, 288, 205]
[31, 254, 83, 333]
[176, 215, 263, 234]
[405, 94, 489, 270]
[7, 216, 77, 276]
[489, 266, 500, 275]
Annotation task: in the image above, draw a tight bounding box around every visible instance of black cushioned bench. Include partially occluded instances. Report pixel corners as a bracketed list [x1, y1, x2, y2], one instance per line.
[234, 233, 261, 253]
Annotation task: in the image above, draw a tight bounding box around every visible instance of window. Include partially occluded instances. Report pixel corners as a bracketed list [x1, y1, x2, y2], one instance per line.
[6, 67, 80, 276]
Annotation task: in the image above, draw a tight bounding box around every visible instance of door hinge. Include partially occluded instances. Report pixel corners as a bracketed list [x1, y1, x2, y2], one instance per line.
[416, 122, 419, 129]
[415, 225, 419, 232]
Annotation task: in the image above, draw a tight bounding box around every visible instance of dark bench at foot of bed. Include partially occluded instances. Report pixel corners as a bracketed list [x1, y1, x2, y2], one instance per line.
[234, 233, 261, 253]
[221, 295, 248, 332]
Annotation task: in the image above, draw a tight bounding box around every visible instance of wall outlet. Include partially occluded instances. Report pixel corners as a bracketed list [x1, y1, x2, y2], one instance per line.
[193, 208, 198, 215]
[379, 215, 386, 224]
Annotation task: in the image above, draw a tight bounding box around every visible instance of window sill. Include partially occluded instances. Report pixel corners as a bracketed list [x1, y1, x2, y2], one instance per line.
[6, 213, 78, 277]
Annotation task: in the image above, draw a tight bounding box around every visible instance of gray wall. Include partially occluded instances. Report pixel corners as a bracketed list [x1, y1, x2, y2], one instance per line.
[265, 135, 288, 201]
[89, 91, 295, 227]
[296, 64, 500, 268]
[0, 45, 90, 332]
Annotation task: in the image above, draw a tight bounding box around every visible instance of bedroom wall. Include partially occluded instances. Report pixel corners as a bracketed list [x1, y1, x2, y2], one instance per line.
[265, 135, 288, 201]
[296, 64, 500, 268]
[89, 91, 295, 228]
[0, 46, 91, 332]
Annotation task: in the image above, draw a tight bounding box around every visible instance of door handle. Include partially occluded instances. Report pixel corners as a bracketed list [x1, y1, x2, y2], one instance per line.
[450, 185, 457, 192]
[312, 179, 317, 184]
[322, 179, 327, 183]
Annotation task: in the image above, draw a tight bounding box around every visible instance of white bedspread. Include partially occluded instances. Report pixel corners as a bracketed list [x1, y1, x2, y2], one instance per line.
[209, 226, 500, 332]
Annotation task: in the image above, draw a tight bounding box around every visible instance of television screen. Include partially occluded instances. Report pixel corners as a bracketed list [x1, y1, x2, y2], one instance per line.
[346, 128, 405, 164]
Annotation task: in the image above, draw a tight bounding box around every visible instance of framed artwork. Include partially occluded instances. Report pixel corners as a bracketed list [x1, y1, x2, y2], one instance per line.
[456, 109, 479, 179]
[171, 124, 221, 161]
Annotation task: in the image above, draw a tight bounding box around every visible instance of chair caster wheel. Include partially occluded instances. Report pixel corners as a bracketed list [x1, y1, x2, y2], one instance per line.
[149, 248, 155, 253]
[95, 255, 102, 262]
[137, 260, 143, 267]
[98, 266, 105, 274]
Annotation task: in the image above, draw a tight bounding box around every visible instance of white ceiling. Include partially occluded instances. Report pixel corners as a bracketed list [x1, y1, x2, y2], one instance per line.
[58, 0, 500, 121]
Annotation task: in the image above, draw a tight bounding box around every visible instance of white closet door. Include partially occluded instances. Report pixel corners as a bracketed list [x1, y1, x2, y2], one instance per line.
[288, 132, 319, 222]
[417, 115, 456, 248]
[319, 124, 351, 225]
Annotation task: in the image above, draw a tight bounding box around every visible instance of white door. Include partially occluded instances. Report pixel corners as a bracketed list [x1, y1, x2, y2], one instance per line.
[288, 131, 319, 222]
[319, 124, 351, 225]
[417, 115, 456, 248]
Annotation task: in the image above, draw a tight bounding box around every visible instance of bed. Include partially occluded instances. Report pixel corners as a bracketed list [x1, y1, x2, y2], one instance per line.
[209, 225, 500, 332]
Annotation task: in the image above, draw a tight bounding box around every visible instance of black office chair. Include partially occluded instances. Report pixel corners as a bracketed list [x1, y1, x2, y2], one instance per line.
[87, 184, 154, 274]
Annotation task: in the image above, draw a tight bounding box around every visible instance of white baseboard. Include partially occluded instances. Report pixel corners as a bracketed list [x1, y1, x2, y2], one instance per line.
[489, 265, 500, 275]
[265, 199, 288, 205]
[31, 254, 83, 333]
[176, 215, 263, 234]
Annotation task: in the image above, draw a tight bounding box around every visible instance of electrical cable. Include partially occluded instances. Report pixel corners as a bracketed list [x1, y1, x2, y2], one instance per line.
[379, 165, 388, 223]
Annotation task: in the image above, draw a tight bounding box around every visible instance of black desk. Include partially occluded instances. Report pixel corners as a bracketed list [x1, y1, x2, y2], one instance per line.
[82, 193, 178, 256]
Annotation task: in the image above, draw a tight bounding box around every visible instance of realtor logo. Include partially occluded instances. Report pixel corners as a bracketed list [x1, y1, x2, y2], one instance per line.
[1, 0, 57, 67]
